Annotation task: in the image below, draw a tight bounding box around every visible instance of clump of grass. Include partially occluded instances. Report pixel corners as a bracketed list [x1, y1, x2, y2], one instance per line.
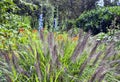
[0, 30, 120, 82]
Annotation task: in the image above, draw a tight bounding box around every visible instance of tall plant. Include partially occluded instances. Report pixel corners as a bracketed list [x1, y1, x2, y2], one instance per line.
[0, 30, 120, 82]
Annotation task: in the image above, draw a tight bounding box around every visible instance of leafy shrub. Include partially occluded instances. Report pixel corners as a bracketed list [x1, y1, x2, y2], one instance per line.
[0, 0, 32, 50]
[76, 6, 120, 35]
[66, 20, 76, 31]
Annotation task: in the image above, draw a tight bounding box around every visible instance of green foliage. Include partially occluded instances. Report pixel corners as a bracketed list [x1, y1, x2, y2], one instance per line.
[0, 0, 32, 50]
[76, 6, 120, 35]
[0, 0, 38, 29]
[0, 0, 120, 82]
[0, 0, 31, 28]
[42, 3, 55, 29]
[0, 13, 31, 50]
[0, 0, 19, 24]
[0, 31, 120, 82]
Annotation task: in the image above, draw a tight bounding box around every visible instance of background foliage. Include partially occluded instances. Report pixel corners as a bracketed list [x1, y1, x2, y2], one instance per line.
[75, 6, 120, 35]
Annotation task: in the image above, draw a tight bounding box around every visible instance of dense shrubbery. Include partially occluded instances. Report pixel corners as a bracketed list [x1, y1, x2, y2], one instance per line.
[75, 6, 120, 35]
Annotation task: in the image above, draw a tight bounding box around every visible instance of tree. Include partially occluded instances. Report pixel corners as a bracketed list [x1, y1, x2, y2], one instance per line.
[49, 0, 99, 19]
[104, 0, 119, 6]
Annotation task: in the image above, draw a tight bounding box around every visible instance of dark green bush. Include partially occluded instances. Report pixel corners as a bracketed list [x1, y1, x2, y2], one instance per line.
[66, 20, 75, 31]
[76, 6, 120, 35]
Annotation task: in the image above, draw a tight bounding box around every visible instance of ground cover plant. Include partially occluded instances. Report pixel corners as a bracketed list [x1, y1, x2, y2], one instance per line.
[0, 29, 120, 82]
